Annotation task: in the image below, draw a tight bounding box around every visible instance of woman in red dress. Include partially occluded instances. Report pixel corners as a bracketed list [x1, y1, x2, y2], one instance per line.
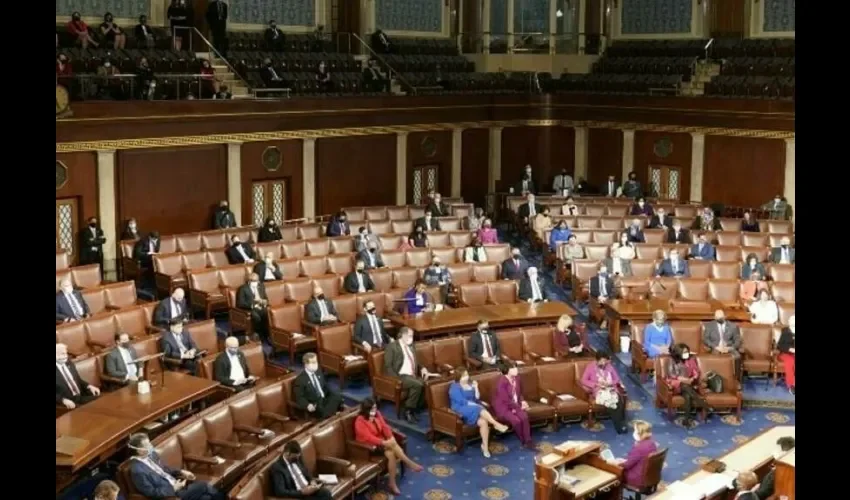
[354, 398, 423, 494]
[67, 12, 98, 49]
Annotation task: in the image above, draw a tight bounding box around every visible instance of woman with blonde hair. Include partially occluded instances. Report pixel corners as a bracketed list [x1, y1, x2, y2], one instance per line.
[553, 314, 589, 357]
[612, 420, 659, 489]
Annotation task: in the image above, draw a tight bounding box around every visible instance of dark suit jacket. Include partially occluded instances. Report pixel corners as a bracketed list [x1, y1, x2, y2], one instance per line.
[293, 370, 334, 408]
[160, 331, 198, 361]
[647, 214, 673, 229]
[589, 275, 615, 299]
[213, 207, 236, 229]
[500, 257, 529, 280]
[253, 261, 283, 281]
[468, 331, 502, 362]
[518, 277, 549, 301]
[104, 346, 139, 380]
[56, 362, 91, 403]
[414, 216, 442, 231]
[153, 297, 189, 327]
[601, 180, 619, 197]
[516, 203, 544, 220]
[514, 178, 536, 194]
[755, 468, 775, 498]
[702, 321, 742, 352]
[666, 228, 691, 244]
[121, 227, 141, 240]
[226, 243, 256, 264]
[257, 226, 283, 242]
[260, 65, 283, 87]
[777, 328, 794, 353]
[305, 298, 338, 324]
[132, 237, 160, 261]
[326, 219, 351, 237]
[79, 226, 106, 262]
[264, 27, 285, 47]
[356, 249, 385, 269]
[692, 216, 722, 231]
[205, 0, 228, 30]
[343, 271, 375, 293]
[56, 291, 90, 322]
[740, 263, 767, 280]
[213, 350, 251, 387]
[270, 457, 315, 498]
[770, 247, 795, 264]
[236, 282, 268, 310]
[690, 243, 716, 260]
[426, 201, 450, 217]
[657, 259, 690, 277]
[383, 340, 419, 378]
[129, 452, 184, 498]
[625, 227, 645, 243]
[353, 314, 389, 348]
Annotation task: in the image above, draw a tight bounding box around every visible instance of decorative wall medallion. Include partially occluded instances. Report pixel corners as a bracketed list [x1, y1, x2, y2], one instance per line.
[262, 146, 282, 172]
[421, 136, 437, 158]
[56, 161, 69, 190]
[653, 137, 673, 158]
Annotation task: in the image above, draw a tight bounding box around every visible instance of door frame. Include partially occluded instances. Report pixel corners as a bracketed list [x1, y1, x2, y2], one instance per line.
[56, 197, 80, 263]
[647, 164, 683, 201]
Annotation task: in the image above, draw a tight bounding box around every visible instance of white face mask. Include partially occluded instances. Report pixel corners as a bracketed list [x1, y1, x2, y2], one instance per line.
[633, 431, 641, 441]
[104, 62, 111, 68]
[638, 202, 645, 207]
[404, 337, 414, 346]
[508, 369, 518, 378]
[369, 410, 377, 418]
[305, 363, 318, 373]
[460, 376, 470, 384]
[57, 354, 68, 364]
[62, 285, 74, 294]
[682, 352, 690, 360]
[129, 222, 137, 229]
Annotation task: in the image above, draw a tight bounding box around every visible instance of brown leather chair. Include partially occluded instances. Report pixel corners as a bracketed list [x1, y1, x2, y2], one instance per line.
[494, 329, 526, 366]
[201, 404, 267, 468]
[570, 259, 600, 301]
[487, 280, 518, 305]
[458, 282, 488, 307]
[188, 268, 227, 319]
[310, 415, 380, 490]
[516, 366, 558, 427]
[227, 281, 287, 338]
[154, 253, 187, 298]
[425, 370, 502, 450]
[573, 358, 627, 425]
[70, 264, 103, 289]
[305, 238, 331, 256]
[176, 234, 202, 253]
[229, 376, 313, 450]
[367, 342, 435, 418]
[623, 447, 669, 500]
[698, 355, 743, 418]
[677, 279, 709, 301]
[370, 221, 392, 236]
[326, 254, 354, 275]
[777, 302, 794, 325]
[317, 323, 368, 388]
[299, 256, 330, 277]
[522, 326, 557, 364]
[431, 336, 466, 375]
[269, 303, 315, 364]
[282, 240, 308, 259]
[739, 324, 773, 384]
[770, 282, 795, 303]
[471, 263, 500, 283]
[768, 264, 795, 283]
[535, 362, 591, 423]
[634, 244, 661, 260]
[381, 250, 406, 268]
[283, 277, 314, 303]
[103, 281, 142, 310]
[276, 258, 301, 279]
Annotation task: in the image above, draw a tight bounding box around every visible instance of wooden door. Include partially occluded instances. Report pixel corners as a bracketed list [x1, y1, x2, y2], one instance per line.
[56, 198, 79, 261]
[335, 0, 360, 52]
[251, 179, 288, 225]
[648, 165, 683, 201]
[411, 165, 439, 205]
[709, 0, 746, 38]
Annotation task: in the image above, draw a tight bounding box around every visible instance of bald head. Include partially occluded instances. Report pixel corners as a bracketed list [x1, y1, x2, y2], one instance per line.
[313, 286, 324, 298]
[172, 288, 185, 301]
[60, 278, 74, 294]
[714, 309, 726, 322]
[225, 336, 239, 350]
[56, 343, 69, 363]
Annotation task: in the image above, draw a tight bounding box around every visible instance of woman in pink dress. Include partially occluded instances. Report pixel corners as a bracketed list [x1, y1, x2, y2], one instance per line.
[477, 219, 499, 244]
[580, 351, 629, 434]
[491, 363, 534, 449]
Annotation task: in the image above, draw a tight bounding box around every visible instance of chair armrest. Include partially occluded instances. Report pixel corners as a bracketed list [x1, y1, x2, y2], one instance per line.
[541, 388, 558, 400]
[526, 351, 542, 361]
[145, 326, 165, 335]
[465, 357, 483, 370]
[371, 374, 402, 395]
[265, 362, 290, 379]
[163, 356, 183, 367]
[234, 424, 265, 436]
[438, 363, 456, 375]
[100, 374, 126, 385]
[208, 439, 242, 450]
[188, 289, 211, 304]
[301, 320, 322, 336]
[346, 439, 376, 462]
[288, 399, 310, 419]
[430, 407, 462, 430]
[183, 454, 220, 465]
[316, 456, 355, 478]
[318, 349, 344, 372]
[260, 411, 291, 423]
[88, 339, 111, 349]
[154, 272, 176, 291]
[352, 342, 371, 356]
[106, 305, 122, 311]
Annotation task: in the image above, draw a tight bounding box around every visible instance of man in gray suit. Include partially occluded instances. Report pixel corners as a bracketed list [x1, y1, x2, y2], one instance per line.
[354, 226, 382, 253]
[104, 332, 140, 384]
[769, 236, 795, 264]
[357, 241, 385, 269]
[762, 195, 790, 220]
[701, 310, 743, 379]
[384, 327, 434, 423]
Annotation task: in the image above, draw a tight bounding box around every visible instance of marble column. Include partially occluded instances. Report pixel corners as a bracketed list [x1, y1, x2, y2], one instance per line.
[548, 0, 558, 54]
[451, 128, 464, 198]
[302, 138, 316, 219]
[574, 126, 588, 181]
[488, 127, 503, 193]
[506, 0, 515, 51]
[621, 129, 635, 181]
[227, 142, 242, 225]
[482, 0, 492, 53]
[783, 139, 795, 220]
[96, 149, 117, 275]
[578, 0, 587, 53]
[690, 133, 705, 202]
[396, 132, 408, 205]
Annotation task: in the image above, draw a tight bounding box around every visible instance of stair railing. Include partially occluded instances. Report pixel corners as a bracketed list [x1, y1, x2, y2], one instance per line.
[350, 32, 416, 95]
[175, 26, 253, 92]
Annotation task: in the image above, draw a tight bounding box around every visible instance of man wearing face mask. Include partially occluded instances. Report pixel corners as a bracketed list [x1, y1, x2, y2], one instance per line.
[56, 278, 91, 323]
[515, 164, 536, 195]
[622, 171, 642, 199]
[501, 248, 529, 280]
[647, 207, 672, 230]
[79, 217, 106, 271]
[236, 273, 269, 341]
[762, 194, 790, 220]
[260, 57, 285, 88]
[257, 216, 283, 242]
[161, 320, 201, 375]
[294, 353, 343, 418]
[213, 336, 258, 391]
[354, 300, 390, 353]
[326, 211, 351, 237]
[468, 321, 504, 370]
[213, 200, 236, 229]
[426, 193, 450, 217]
[226, 235, 256, 264]
[702, 310, 743, 379]
[264, 19, 286, 50]
[414, 208, 442, 232]
[127, 432, 225, 500]
[423, 257, 451, 303]
[354, 226, 381, 253]
[656, 249, 690, 277]
[357, 241, 385, 269]
[516, 193, 543, 225]
[589, 264, 616, 312]
[666, 221, 690, 244]
[384, 327, 431, 422]
[602, 175, 619, 197]
[552, 168, 574, 196]
[305, 286, 339, 325]
[253, 252, 283, 282]
[133, 230, 161, 270]
[104, 332, 140, 384]
[343, 260, 375, 294]
[518, 266, 549, 303]
[96, 59, 121, 99]
[154, 288, 189, 328]
[56, 343, 100, 409]
[770, 236, 795, 264]
[271, 441, 333, 499]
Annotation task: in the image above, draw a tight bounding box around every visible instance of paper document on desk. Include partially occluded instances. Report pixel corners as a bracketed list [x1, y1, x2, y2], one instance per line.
[540, 453, 561, 466]
[600, 449, 616, 463]
[343, 355, 363, 362]
[541, 356, 556, 362]
[664, 481, 703, 499]
[555, 440, 592, 453]
[290, 332, 303, 338]
[560, 474, 580, 486]
[318, 474, 339, 485]
[557, 394, 575, 401]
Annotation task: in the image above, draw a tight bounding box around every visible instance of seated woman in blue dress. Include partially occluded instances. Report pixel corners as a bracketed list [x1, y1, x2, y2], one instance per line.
[642, 309, 673, 358]
[403, 280, 431, 315]
[549, 220, 572, 252]
[449, 368, 508, 458]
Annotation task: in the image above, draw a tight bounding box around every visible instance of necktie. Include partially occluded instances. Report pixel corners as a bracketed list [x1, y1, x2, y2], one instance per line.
[173, 333, 187, 354]
[172, 299, 181, 318]
[237, 245, 249, 261]
[369, 315, 381, 346]
[482, 334, 492, 357]
[473, 249, 480, 262]
[67, 293, 83, 318]
[288, 461, 308, 489]
[718, 324, 726, 348]
[60, 364, 80, 396]
[310, 372, 325, 398]
[672, 260, 678, 273]
[514, 259, 519, 272]
[529, 205, 535, 216]
[600, 277, 607, 296]
[357, 273, 364, 292]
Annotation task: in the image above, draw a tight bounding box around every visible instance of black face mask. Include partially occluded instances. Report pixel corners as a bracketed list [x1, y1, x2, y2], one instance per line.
[717, 319, 725, 325]
[232, 241, 241, 246]
[73, 15, 81, 21]
[89, 222, 97, 228]
[781, 244, 789, 249]
[356, 268, 365, 273]
[475, 244, 483, 248]
[317, 294, 325, 301]
[433, 263, 440, 268]
[369, 248, 376, 253]
[367, 308, 376, 315]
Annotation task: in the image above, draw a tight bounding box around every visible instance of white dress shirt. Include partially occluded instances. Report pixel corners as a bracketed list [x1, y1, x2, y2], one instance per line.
[172, 332, 188, 356]
[285, 458, 309, 489]
[749, 301, 779, 325]
[65, 291, 84, 318]
[399, 343, 416, 376]
[119, 347, 138, 379]
[132, 456, 179, 490]
[236, 245, 250, 261]
[57, 362, 80, 395]
[308, 372, 325, 398]
[369, 315, 382, 346]
[530, 279, 542, 301]
[228, 352, 246, 382]
[317, 300, 331, 321]
[264, 266, 276, 281]
[170, 299, 182, 319]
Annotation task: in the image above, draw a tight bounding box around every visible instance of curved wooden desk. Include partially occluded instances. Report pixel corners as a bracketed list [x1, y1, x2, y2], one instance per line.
[56, 372, 220, 492]
[392, 302, 577, 339]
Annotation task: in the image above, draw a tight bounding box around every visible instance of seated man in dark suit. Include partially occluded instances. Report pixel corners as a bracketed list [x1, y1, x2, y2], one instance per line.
[226, 235, 256, 264]
[56, 343, 101, 410]
[270, 441, 333, 500]
[153, 287, 189, 328]
[422, 256, 452, 303]
[353, 300, 389, 353]
[414, 208, 442, 232]
[647, 207, 672, 229]
[160, 319, 201, 375]
[362, 59, 389, 92]
[516, 193, 543, 224]
[213, 200, 236, 229]
[770, 236, 795, 264]
[253, 252, 283, 282]
[501, 248, 529, 280]
[656, 249, 690, 277]
[133, 231, 160, 269]
[293, 353, 344, 418]
[666, 222, 690, 244]
[356, 241, 385, 269]
[689, 232, 716, 260]
[426, 192, 450, 217]
[104, 332, 140, 384]
[749, 436, 795, 499]
[702, 310, 743, 379]
[213, 336, 258, 392]
[325, 211, 350, 237]
[518, 266, 549, 303]
[624, 219, 645, 243]
[260, 57, 285, 87]
[305, 286, 339, 325]
[236, 273, 269, 341]
[56, 278, 91, 322]
[343, 260, 375, 294]
[589, 264, 616, 326]
[264, 20, 285, 50]
[733, 471, 760, 500]
[127, 432, 225, 500]
[468, 320, 504, 370]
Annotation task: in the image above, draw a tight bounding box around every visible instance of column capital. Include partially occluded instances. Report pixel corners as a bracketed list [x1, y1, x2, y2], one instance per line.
[226, 140, 243, 146]
[96, 149, 116, 156]
[396, 131, 409, 138]
[621, 128, 635, 136]
[784, 138, 795, 147]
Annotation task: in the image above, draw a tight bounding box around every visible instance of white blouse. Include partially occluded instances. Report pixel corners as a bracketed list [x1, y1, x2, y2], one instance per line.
[749, 300, 779, 325]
